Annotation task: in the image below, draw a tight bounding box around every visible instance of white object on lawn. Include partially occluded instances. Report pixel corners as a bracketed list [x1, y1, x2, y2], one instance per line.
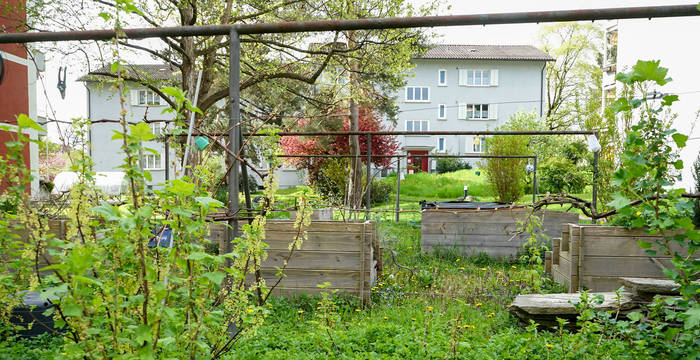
[51, 171, 127, 196]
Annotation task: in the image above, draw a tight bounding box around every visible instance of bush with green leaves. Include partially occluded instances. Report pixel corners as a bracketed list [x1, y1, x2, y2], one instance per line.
[539, 156, 590, 194]
[370, 179, 392, 205]
[435, 158, 472, 174]
[483, 112, 535, 203]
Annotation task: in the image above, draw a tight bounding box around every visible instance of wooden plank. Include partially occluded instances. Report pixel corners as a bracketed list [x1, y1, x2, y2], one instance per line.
[422, 245, 523, 258]
[580, 235, 689, 257]
[557, 255, 571, 279]
[552, 238, 560, 265]
[248, 269, 370, 289]
[545, 251, 552, 274]
[581, 256, 676, 277]
[262, 249, 369, 271]
[580, 276, 626, 292]
[569, 224, 579, 292]
[421, 234, 531, 247]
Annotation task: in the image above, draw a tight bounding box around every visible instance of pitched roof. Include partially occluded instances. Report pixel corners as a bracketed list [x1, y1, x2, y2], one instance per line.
[418, 45, 554, 61]
[78, 64, 180, 82]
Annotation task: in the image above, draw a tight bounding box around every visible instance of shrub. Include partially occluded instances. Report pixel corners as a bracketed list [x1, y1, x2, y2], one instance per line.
[370, 179, 392, 205]
[483, 112, 535, 203]
[539, 157, 590, 194]
[693, 153, 700, 227]
[310, 158, 349, 204]
[436, 158, 472, 174]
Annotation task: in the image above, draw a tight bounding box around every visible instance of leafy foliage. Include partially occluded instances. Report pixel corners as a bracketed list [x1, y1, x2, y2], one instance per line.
[606, 60, 699, 357]
[483, 112, 535, 203]
[435, 158, 472, 174]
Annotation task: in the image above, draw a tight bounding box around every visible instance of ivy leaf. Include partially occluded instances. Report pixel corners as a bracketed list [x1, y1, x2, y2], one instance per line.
[130, 123, 156, 142]
[165, 179, 195, 196]
[672, 133, 688, 148]
[17, 114, 45, 133]
[607, 193, 630, 210]
[683, 304, 700, 330]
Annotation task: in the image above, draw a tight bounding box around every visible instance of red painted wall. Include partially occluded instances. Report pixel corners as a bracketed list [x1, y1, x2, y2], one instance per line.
[0, 0, 30, 193]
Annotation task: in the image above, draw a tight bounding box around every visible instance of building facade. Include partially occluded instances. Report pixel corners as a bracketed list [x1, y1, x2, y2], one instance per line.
[393, 45, 552, 173]
[80, 64, 179, 188]
[0, 0, 42, 196]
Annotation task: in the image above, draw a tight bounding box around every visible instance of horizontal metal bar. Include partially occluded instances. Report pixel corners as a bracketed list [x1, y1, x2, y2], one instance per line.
[244, 130, 597, 136]
[276, 154, 534, 159]
[0, 5, 697, 43]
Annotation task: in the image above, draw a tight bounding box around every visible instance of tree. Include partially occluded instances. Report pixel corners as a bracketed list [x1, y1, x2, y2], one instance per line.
[280, 108, 398, 203]
[539, 22, 603, 130]
[483, 112, 535, 203]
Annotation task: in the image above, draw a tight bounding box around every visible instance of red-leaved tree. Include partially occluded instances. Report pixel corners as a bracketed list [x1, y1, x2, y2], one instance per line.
[280, 108, 398, 200]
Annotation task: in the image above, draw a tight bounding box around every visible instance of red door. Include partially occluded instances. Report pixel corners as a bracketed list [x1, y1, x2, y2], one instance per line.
[406, 150, 428, 173]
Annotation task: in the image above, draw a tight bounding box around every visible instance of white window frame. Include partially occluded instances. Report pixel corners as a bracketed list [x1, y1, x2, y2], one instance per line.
[471, 136, 486, 153]
[437, 137, 446, 152]
[438, 69, 447, 87]
[134, 89, 162, 106]
[405, 120, 429, 133]
[150, 122, 162, 137]
[404, 86, 430, 103]
[438, 104, 447, 120]
[459, 69, 498, 87]
[141, 153, 163, 170]
[466, 104, 489, 120]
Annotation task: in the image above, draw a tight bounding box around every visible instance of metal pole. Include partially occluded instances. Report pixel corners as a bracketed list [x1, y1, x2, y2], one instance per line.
[592, 150, 599, 218]
[533, 156, 537, 203]
[395, 156, 401, 223]
[2, 5, 697, 43]
[365, 134, 371, 221]
[164, 135, 169, 181]
[226, 29, 241, 263]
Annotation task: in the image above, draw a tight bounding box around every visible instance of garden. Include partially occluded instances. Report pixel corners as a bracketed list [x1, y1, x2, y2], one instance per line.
[1, 1, 700, 358]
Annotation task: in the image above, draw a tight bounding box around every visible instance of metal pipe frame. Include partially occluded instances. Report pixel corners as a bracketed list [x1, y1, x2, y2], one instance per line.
[0, 5, 697, 43]
[226, 29, 240, 265]
[245, 130, 597, 137]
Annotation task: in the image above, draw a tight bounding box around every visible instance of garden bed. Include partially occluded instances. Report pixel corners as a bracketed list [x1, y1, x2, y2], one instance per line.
[208, 220, 380, 304]
[546, 224, 698, 292]
[421, 207, 578, 258]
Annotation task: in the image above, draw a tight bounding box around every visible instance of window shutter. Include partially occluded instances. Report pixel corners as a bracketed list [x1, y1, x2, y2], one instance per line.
[458, 69, 467, 86]
[130, 90, 140, 106]
[489, 104, 498, 120]
[490, 69, 499, 86]
[458, 103, 467, 120]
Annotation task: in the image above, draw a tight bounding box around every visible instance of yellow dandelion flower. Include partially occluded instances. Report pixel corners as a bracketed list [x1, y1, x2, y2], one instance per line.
[546, 344, 553, 349]
[481, 267, 487, 271]
[636, 211, 641, 216]
[355, 309, 361, 312]
[247, 308, 255, 313]
[476, 302, 482, 307]
[297, 310, 304, 314]
[427, 306, 434, 311]
[456, 258, 461, 262]
[383, 316, 388, 320]
[411, 318, 417, 321]
[511, 265, 517, 269]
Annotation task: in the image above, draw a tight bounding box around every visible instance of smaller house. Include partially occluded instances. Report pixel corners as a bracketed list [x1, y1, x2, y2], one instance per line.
[79, 64, 179, 188]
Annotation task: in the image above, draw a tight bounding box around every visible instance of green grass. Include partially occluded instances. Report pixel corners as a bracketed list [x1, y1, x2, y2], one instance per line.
[0, 221, 647, 359]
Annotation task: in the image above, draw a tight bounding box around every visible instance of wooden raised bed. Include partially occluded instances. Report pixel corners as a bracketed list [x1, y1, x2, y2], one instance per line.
[209, 220, 380, 304]
[547, 224, 696, 292]
[8, 219, 380, 304]
[421, 209, 579, 258]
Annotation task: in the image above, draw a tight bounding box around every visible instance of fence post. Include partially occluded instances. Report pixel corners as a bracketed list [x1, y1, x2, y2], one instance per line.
[592, 150, 599, 218]
[532, 156, 537, 203]
[365, 134, 371, 220]
[226, 29, 241, 264]
[395, 155, 401, 222]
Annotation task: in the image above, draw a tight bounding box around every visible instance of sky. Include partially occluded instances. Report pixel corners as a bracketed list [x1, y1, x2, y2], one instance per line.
[35, 0, 700, 187]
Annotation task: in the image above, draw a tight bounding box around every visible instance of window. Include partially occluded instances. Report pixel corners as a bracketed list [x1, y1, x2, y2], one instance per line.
[438, 104, 446, 119]
[406, 120, 429, 132]
[150, 122, 162, 136]
[472, 136, 486, 153]
[141, 153, 162, 170]
[604, 88, 616, 106]
[405, 86, 430, 102]
[437, 137, 446, 152]
[138, 90, 161, 106]
[459, 69, 497, 86]
[438, 69, 447, 86]
[466, 104, 489, 120]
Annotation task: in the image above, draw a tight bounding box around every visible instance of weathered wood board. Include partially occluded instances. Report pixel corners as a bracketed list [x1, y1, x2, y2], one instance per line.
[209, 220, 379, 304]
[421, 209, 579, 258]
[548, 224, 698, 292]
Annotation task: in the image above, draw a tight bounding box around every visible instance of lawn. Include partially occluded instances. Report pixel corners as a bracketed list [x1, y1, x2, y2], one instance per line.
[1, 221, 646, 359]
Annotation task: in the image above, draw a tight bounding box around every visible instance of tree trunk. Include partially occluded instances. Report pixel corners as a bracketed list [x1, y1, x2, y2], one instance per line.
[345, 29, 362, 219]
